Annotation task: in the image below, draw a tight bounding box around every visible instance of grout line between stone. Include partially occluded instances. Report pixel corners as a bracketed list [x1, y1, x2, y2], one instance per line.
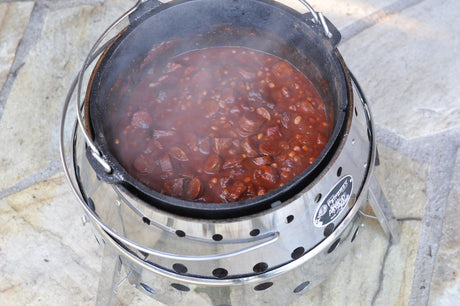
[0, 158, 62, 200]
[340, 0, 426, 43]
[409, 145, 458, 306]
[370, 238, 391, 306]
[0, 2, 45, 123]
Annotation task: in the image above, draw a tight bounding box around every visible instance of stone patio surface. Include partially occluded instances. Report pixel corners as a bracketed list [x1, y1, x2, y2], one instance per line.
[0, 0, 458, 305]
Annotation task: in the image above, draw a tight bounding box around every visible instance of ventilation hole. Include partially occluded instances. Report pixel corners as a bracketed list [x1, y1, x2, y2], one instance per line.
[253, 262, 268, 273]
[173, 263, 188, 274]
[293, 281, 311, 293]
[171, 283, 190, 292]
[175, 230, 186, 237]
[212, 234, 223, 241]
[286, 215, 294, 223]
[140, 282, 156, 295]
[250, 229, 260, 237]
[212, 268, 228, 278]
[291, 247, 305, 260]
[254, 282, 273, 291]
[354, 107, 358, 117]
[314, 193, 322, 203]
[327, 238, 341, 254]
[323, 223, 335, 237]
[142, 217, 150, 225]
[337, 167, 343, 177]
[351, 226, 360, 243]
[87, 197, 95, 212]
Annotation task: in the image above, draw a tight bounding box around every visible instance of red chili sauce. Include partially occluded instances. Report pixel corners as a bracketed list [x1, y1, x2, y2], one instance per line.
[106, 47, 329, 203]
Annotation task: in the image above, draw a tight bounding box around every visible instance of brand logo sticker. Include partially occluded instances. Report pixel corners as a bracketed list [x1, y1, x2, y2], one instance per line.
[313, 175, 353, 227]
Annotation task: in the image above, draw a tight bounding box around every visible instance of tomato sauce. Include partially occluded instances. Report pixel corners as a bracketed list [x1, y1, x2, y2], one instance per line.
[106, 47, 329, 203]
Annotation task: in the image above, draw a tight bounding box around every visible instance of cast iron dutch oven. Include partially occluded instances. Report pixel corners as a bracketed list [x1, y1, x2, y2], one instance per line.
[84, 0, 352, 219]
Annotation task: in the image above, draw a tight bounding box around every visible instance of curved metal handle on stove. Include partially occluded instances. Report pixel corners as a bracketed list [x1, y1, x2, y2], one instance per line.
[74, 0, 334, 174]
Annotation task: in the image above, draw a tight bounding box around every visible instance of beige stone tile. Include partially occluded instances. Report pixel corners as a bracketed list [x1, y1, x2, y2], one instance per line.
[429, 151, 460, 306]
[0, 2, 34, 88]
[0, 0, 136, 190]
[374, 220, 423, 306]
[374, 145, 428, 219]
[339, 0, 460, 139]
[0, 174, 102, 305]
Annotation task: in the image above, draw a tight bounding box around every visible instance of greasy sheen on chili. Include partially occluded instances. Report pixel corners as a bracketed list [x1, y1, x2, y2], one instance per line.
[106, 47, 329, 203]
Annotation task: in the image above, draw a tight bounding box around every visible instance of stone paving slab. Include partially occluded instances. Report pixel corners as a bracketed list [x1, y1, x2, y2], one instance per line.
[0, 2, 34, 89]
[0, 0, 458, 305]
[339, 0, 460, 140]
[0, 174, 102, 305]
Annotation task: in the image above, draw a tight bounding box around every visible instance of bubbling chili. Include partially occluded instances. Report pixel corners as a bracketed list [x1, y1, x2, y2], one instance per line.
[106, 47, 329, 203]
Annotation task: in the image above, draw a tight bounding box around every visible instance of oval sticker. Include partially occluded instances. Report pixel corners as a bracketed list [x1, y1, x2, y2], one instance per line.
[313, 175, 353, 227]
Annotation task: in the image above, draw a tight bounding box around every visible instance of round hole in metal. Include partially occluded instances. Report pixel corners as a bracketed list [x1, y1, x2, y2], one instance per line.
[293, 281, 311, 293]
[173, 263, 188, 274]
[250, 229, 260, 237]
[351, 226, 360, 243]
[323, 223, 335, 237]
[175, 230, 186, 238]
[286, 215, 294, 224]
[212, 268, 228, 278]
[253, 262, 268, 273]
[254, 282, 273, 291]
[337, 167, 342, 177]
[291, 247, 305, 260]
[212, 234, 223, 241]
[327, 238, 341, 254]
[142, 217, 150, 225]
[171, 283, 190, 292]
[140, 282, 156, 295]
[314, 193, 322, 203]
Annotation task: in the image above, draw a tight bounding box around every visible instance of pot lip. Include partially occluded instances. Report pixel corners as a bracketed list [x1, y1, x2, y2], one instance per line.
[84, 0, 352, 219]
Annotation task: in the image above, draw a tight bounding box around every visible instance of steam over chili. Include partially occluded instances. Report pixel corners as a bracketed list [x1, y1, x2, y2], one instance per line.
[106, 47, 329, 203]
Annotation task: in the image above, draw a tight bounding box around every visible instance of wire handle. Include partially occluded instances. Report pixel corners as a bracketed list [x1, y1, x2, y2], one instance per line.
[75, 0, 144, 174]
[298, 0, 333, 38]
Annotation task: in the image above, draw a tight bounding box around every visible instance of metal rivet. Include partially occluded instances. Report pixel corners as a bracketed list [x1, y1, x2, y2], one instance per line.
[81, 215, 89, 226]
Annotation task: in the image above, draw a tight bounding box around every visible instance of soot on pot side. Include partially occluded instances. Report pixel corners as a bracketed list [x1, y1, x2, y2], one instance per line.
[106, 46, 329, 203]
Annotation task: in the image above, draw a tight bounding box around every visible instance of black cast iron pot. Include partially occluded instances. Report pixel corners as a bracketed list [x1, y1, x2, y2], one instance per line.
[84, 0, 352, 219]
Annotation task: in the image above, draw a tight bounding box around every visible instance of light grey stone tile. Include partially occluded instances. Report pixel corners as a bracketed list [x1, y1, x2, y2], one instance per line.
[0, 0, 136, 190]
[374, 145, 428, 219]
[339, 0, 460, 139]
[428, 151, 460, 306]
[281, 0, 396, 30]
[0, 2, 34, 89]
